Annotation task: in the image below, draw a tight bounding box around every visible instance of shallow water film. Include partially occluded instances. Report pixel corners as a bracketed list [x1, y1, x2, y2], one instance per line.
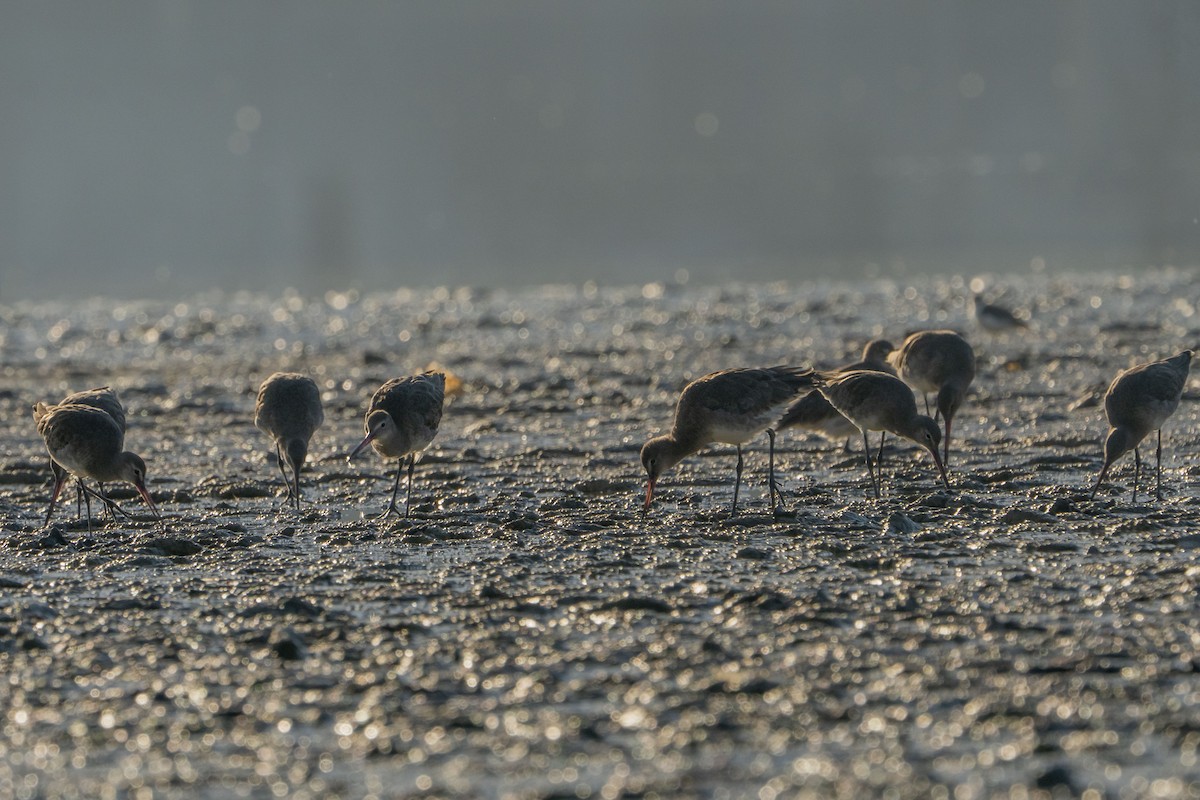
[3, 271, 1200, 799]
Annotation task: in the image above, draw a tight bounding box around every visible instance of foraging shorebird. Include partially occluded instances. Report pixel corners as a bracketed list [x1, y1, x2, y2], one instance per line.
[348, 371, 445, 518]
[641, 366, 809, 513]
[778, 339, 895, 451]
[805, 369, 950, 498]
[893, 330, 975, 466]
[37, 387, 127, 517]
[34, 403, 158, 528]
[255, 372, 324, 511]
[973, 295, 1029, 332]
[1090, 350, 1192, 502]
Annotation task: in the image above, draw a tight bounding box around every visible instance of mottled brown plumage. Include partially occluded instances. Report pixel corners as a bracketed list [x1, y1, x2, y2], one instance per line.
[34, 403, 157, 527]
[1091, 350, 1192, 502]
[255, 372, 324, 511]
[808, 369, 950, 498]
[778, 339, 896, 449]
[348, 371, 445, 518]
[35, 386, 128, 520]
[641, 366, 809, 513]
[893, 330, 975, 466]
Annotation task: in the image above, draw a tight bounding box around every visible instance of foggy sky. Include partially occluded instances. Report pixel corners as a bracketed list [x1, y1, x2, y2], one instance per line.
[2, 1, 1199, 299]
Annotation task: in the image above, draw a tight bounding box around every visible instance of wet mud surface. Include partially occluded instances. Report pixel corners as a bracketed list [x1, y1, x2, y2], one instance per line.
[2, 272, 1200, 798]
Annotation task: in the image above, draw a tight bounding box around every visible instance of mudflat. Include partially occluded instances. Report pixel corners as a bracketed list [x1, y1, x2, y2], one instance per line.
[2, 271, 1199, 799]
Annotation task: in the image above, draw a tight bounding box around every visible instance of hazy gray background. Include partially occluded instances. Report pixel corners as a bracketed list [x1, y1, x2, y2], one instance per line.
[2, 1, 1199, 300]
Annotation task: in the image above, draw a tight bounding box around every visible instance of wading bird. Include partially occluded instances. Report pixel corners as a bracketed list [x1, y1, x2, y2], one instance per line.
[255, 372, 324, 511]
[1091, 350, 1192, 502]
[348, 371, 445, 518]
[641, 366, 809, 513]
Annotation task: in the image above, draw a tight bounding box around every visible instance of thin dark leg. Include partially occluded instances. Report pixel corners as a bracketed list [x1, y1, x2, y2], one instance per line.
[379, 462, 404, 518]
[80, 479, 93, 532]
[862, 429, 880, 498]
[292, 460, 303, 511]
[923, 394, 931, 417]
[767, 429, 786, 514]
[97, 482, 115, 519]
[876, 431, 886, 468]
[274, 445, 297, 505]
[1155, 429, 1163, 500]
[404, 454, 416, 518]
[1132, 447, 1141, 503]
[84, 483, 133, 520]
[732, 445, 744, 513]
[943, 419, 952, 467]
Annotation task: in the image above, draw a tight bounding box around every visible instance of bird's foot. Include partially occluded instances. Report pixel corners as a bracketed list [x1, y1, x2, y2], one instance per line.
[769, 480, 789, 516]
[377, 504, 404, 521]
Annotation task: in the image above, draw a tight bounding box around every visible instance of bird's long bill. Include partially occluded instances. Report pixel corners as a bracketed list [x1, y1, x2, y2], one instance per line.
[50, 473, 67, 505]
[347, 429, 379, 462]
[291, 463, 303, 510]
[135, 480, 161, 519]
[643, 477, 656, 512]
[926, 445, 951, 491]
[44, 474, 67, 525]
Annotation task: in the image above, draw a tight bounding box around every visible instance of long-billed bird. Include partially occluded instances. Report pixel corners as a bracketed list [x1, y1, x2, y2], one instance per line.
[893, 330, 975, 466]
[641, 366, 809, 513]
[1090, 350, 1192, 502]
[348, 371, 445, 518]
[255, 372, 324, 511]
[35, 403, 158, 528]
[805, 369, 950, 498]
[36, 387, 128, 520]
[778, 339, 895, 452]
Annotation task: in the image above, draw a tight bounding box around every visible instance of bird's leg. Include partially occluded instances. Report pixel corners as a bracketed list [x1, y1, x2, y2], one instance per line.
[274, 445, 296, 505]
[1090, 462, 1109, 500]
[1155, 429, 1163, 501]
[732, 446, 743, 514]
[943, 419, 953, 467]
[923, 394, 932, 417]
[378, 462, 405, 519]
[81, 479, 93, 532]
[404, 454, 416, 518]
[876, 432, 886, 469]
[83, 483, 133, 521]
[97, 482, 114, 519]
[766, 429, 786, 514]
[862, 429, 880, 499]
[292, 459, 303, 512]
[1131, 446, 1141, 503]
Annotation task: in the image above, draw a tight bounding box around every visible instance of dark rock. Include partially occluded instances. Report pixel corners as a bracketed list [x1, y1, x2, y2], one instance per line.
[36, 527, 72, 550]
[141, 536, 203, 556]
[735, 546, 772, 560]
[999, 508, 1059, 525]
[603, 596, 672, 614]
[270, 627, 307, 661]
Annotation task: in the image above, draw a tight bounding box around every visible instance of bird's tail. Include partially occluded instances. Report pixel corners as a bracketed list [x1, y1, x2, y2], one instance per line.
[768, 365, 818, 392]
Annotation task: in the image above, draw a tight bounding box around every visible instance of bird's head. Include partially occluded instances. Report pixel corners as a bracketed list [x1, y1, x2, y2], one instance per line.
[348, 410, 395, 461]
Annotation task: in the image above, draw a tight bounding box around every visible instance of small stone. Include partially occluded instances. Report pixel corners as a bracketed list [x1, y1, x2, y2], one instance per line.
[999, 508, 1059, 525]
[270, 628, 307, 661]
[886, 512, 921, 534]
[735, 546, 772, 560]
